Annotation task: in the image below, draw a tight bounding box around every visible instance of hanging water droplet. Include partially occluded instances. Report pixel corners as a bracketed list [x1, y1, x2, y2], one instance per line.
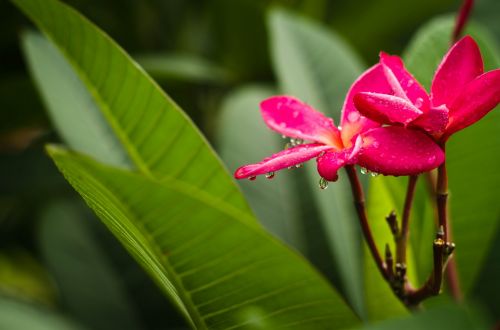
[284, 142, 292, 149]
[414, 97, 424, 108]
[370, 171, 379, 177]
[319, 177, 329, 190]
[248, 176, 257, 181]
[282, 135, 287, 139]
[295, 163, 303, 168]
[265, 172, 275, 179]
[360, 167, 370, 175]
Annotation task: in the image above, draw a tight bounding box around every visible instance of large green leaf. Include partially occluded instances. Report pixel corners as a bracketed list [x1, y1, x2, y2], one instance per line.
[364, 177, 414, 320]
[403, 16, 500, 294]
[47, 146, 360, 330]
[38, 200, 144, 330]
[268, 8, 366, 317]
[215, 85, 305, 250]
[0, 297, 84, 330]
[15, 0, 254, 226]
[358, 303, 489, 330]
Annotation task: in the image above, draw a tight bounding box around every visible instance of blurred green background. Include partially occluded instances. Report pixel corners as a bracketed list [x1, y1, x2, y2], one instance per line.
[1, 0, 499, 329]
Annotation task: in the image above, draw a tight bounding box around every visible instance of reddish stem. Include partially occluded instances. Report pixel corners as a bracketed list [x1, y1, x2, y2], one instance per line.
[345, 165, 388, 280]
[396, 175, 419, 265]
[452, 0, 474, 42]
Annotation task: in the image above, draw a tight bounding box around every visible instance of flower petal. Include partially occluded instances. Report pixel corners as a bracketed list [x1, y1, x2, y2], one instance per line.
[410, 105, 449, 133]
[317, 136, 363, 181]
[445, 69, 500, 137]
[354, 92, 422, 125]
[234, 144, 333, 179]
[260, 96, 341, 147]
[380, 52, 430, 111]
[340, 63, 392, 144]
[358, 127, 444, 175]
[431, 35, 483, 108]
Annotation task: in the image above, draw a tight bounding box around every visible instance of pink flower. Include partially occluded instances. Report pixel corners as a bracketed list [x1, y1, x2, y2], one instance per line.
[353, 36, 500, 142]
[234, 64, 445, 182]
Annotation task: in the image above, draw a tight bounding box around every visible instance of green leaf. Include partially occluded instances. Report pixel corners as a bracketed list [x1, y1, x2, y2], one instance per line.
[21, 31, 129, 168]
[0, 250, 56, 306]
[47, 146, 360, 330]
[364, 177, 414, 321]
[215, 85, 305, 250]
[38, 200, 144, 330]
[136, 53, 232, 84]
[15, 0, 254, 226]
[268, 8, 366, 317]
[403, 15, 500, 294]
[358, 303, 490, 330]
[0, 297, 84, 330]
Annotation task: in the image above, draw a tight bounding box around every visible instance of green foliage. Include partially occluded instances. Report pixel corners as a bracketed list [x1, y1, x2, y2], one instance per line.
[48, 146, 360, 329]
[0, 297, 84, 330]
[14, 0, 254, 227]
[38, 200, 143, 330]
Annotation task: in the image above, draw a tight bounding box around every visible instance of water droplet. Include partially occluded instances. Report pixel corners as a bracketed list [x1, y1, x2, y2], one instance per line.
[319, 177, 329, 190]
[284, 142, 292, 149]
[407, 79, 414, 87]
[414, 97, 424, 108]
[295, 163, 303, 168]
[292, 110, 299, 118]
[248, 176, 257, 181]
[427, 155, 436, 164]
[282, 135, 287, 139]
[347, 111, 360, 122]
[265, 172, 275, 179]
[360, 167, 370, 175]
[372, 141, 380, 149]
[370, 171, 379, 177]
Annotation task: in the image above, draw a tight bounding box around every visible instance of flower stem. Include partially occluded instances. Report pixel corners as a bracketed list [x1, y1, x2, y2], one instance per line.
[396, 175, 419, 265]
[435, 143, 463, 301]
[452, 0, 474, 43]
[345, 165, 388, 280]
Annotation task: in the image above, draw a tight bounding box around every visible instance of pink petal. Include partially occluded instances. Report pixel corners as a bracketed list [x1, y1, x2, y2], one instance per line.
[410, 105, 449, 133]
[380, 52, 430, 111]
[234, 144, 333, 179]
[260, 96, 341, 148]
[445, 69, 500, 137]
[340, 64, 392, 144]
[317, 136, 363, 181]
[431, 36, 483, 108]
[358, 127, 444, 175]
[354, 92, 423, 125]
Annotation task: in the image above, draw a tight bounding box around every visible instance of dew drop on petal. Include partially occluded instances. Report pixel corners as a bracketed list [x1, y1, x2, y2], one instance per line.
[407, 79, 414, 87]
[427, 155, 436, 164]
[292, 110, 299, 118]
[360, 167, 370, 175]
[248, 176, 257, 181]
[282, 135, 287, 139]
[347, 111, 360, 123]
[370, 171, 379, 177]
[319, 177, 329, 190]
[265, 172, 275, 179]
[414, 97, 424, 108]
[295, 163, 303, 168]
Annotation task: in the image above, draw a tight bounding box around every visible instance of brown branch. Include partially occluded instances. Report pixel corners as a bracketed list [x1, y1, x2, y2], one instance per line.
[345, 165, 388, 280]
[396, 175, 419, 265]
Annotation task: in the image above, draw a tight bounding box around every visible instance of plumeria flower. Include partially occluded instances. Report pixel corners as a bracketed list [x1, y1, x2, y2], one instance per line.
[234, 64, 445, 183]
[353, 36, 500, 142]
